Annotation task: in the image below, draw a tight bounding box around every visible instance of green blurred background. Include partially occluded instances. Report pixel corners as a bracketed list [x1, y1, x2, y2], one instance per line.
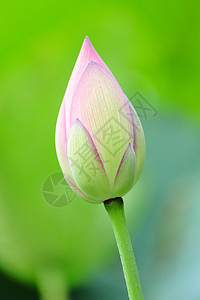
[0, 0, 200, 299]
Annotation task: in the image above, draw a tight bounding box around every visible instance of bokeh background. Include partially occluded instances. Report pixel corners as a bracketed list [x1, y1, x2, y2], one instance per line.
[0, 0, 200, 299]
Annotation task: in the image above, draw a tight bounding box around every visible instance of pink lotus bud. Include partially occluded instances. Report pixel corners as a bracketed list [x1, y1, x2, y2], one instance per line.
[55, 37, 145, 203]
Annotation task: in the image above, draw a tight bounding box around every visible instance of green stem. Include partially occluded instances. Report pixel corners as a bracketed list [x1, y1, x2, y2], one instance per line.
[37, 268, 69, 300]
[104, 197, 143, 300]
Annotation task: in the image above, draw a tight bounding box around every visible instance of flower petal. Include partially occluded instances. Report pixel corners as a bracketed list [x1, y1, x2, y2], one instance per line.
[69, 61, 134, 185]
[55, 100, 93, 201]
[64, 36, 113, 137]
[128, 102, 146, 182]
[112, 143, 136, 197]
[66, 177, 95, 202]
[55, 99, 72, 181]
[67, 119, 111, 202]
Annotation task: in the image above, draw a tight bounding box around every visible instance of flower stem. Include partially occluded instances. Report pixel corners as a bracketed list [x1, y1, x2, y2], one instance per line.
[37, 268, 69, 300]
[104, 197, 143, 300]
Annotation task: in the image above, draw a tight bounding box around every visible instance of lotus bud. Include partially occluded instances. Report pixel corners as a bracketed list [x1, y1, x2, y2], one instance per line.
[55, 36, 145, 204]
